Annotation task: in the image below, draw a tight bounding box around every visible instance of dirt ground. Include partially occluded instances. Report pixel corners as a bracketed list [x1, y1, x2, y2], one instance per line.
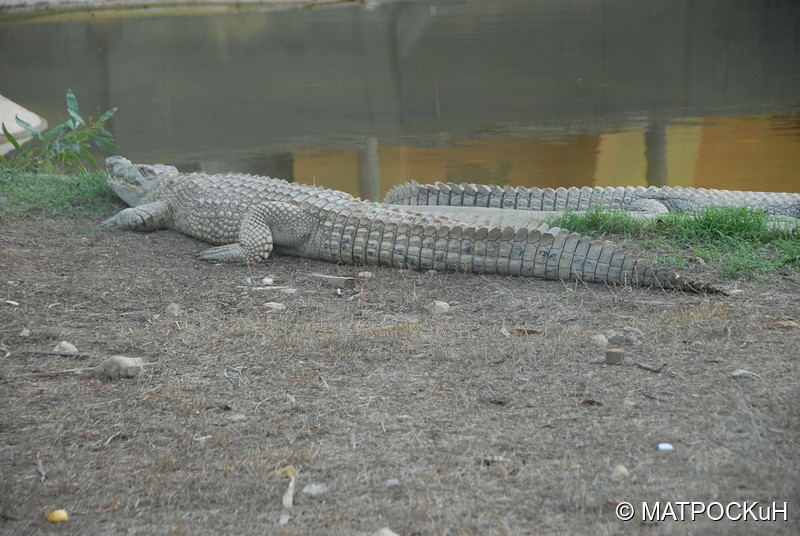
[1, 215, 798, 535]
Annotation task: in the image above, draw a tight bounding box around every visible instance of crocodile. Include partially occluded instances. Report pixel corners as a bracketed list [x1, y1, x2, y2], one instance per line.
[102, 156, 716, 292]
[385, 181, 800, 218]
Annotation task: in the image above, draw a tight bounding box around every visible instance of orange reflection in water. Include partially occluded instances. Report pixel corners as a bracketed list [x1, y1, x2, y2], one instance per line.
[293, 114, 800, 199]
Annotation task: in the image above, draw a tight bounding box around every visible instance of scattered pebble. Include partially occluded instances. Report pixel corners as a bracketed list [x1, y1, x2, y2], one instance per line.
[384, 478, 400, 488]
[611, 464, 629, 481]
[228, 413, 247, 423]
[589, 334, 608, 348]
[371, 529, 400, 536]
[96, 356, 145, 380]
[428, 300, 450, 314]
[44, 509, 69, 523]
[605, 348, 625, 365]
[5, 300, 20, 306]
[165, 303, 182, 316]
[54, 341, 78, 353]
[608, 326, 643, 346]
[302, 483, 328, 496]
[357, 271, 374, 279]
[18, 328, 31, 337]
[262, 302, 286, 311]
[240, 277, 253, 285]
[732, 369, 760, 379]
[657, 442, 674, 452]
[261, 277, 274, 285]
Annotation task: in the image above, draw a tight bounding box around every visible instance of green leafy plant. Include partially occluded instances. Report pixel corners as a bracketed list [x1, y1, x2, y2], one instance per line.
[0, 89, 119, 173]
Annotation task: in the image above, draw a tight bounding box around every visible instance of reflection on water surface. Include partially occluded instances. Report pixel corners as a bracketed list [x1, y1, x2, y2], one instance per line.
[1, 0, 799, 198]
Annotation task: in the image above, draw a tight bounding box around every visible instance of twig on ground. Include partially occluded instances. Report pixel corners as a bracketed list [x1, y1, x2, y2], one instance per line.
[223, 367, 248, 388]
[26, 349, 93, 357]
[278, 466, 297, 526]
[635, 362, 666, 373]
[35, 451, 47, 482]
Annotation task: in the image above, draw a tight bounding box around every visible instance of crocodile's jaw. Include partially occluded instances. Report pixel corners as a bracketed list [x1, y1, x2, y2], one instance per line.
[106, 178, 146, 207]
[106, 156, 178, 207]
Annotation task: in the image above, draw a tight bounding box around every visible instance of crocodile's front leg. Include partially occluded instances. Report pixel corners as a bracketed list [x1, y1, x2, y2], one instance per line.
[100, 201, 171, 231]
[197, 202, 316, 264]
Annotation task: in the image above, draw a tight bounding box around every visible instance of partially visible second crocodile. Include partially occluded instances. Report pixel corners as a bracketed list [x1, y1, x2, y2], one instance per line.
[385, 181, 800, 218]
[101, 157, 716, 292]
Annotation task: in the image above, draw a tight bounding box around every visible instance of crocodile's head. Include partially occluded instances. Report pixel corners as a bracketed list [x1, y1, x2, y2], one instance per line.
[105, 156, 179, 207]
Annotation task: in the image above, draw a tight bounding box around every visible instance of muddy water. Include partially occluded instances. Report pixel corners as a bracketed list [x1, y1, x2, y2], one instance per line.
[1, 0, 799, 198]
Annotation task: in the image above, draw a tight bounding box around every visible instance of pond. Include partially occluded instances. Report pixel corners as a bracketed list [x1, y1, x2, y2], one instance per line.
[2, 0, 799, 199]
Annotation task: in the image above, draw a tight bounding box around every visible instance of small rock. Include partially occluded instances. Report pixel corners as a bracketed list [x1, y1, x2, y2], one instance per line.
[54, 341, 78, 353]
[657, 442, 674, 452]
[605, 348, 625, 365]
[384, 478, 400, 488]
[371, 529, 400, 536]
[44, 509, 69, 523]
[357, 271, 374, 279]
[608, 327, 643, 347]
[228, 413, 247, 423]
[281, 288, 297, 294]
[261, 277, 274, 285]
[165, 303, 182, 316]
[623, 326, 643, 337]
[240, 277, 253, 285]
[262, 302, 286, 311]
[428, 300, 450, 314]
[96, 356, 144, 380]
[302, 483, 328, 496]
[18, 328, 31, 337]
[606, 335, 626, 346]
[5, 300, 20, 306]
[732, 369, 760, 379]
[589, 334, 608, 348]
[611, 464, 629, 481]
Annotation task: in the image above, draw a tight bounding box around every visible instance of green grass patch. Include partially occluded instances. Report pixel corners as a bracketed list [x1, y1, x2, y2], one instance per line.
[549, 205, 800, 281]
[0, 169, 121, 219]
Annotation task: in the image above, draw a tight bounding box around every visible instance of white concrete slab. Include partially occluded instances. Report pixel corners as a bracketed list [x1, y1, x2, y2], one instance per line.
[0, 94, 48, 156]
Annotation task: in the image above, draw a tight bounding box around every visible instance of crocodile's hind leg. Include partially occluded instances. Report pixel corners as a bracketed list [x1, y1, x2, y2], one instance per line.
[197, 202, 315, 264]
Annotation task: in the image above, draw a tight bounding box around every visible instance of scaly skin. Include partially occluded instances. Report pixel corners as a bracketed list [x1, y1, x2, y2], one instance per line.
[385, 181, 800, 218]
[102, 157, 718, 292]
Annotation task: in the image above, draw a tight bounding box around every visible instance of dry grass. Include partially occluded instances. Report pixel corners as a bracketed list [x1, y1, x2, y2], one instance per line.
[1, 217, 798, 535]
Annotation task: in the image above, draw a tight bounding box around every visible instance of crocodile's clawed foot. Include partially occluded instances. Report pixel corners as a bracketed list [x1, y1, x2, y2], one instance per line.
[99, 215, 117, 228]
[197, 244, 249, 263]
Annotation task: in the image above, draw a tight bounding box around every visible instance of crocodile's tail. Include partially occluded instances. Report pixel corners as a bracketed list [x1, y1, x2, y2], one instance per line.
[385, 180, 653, 211]
[319, 205, 719, 292]
[386, 180, 800, 218]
